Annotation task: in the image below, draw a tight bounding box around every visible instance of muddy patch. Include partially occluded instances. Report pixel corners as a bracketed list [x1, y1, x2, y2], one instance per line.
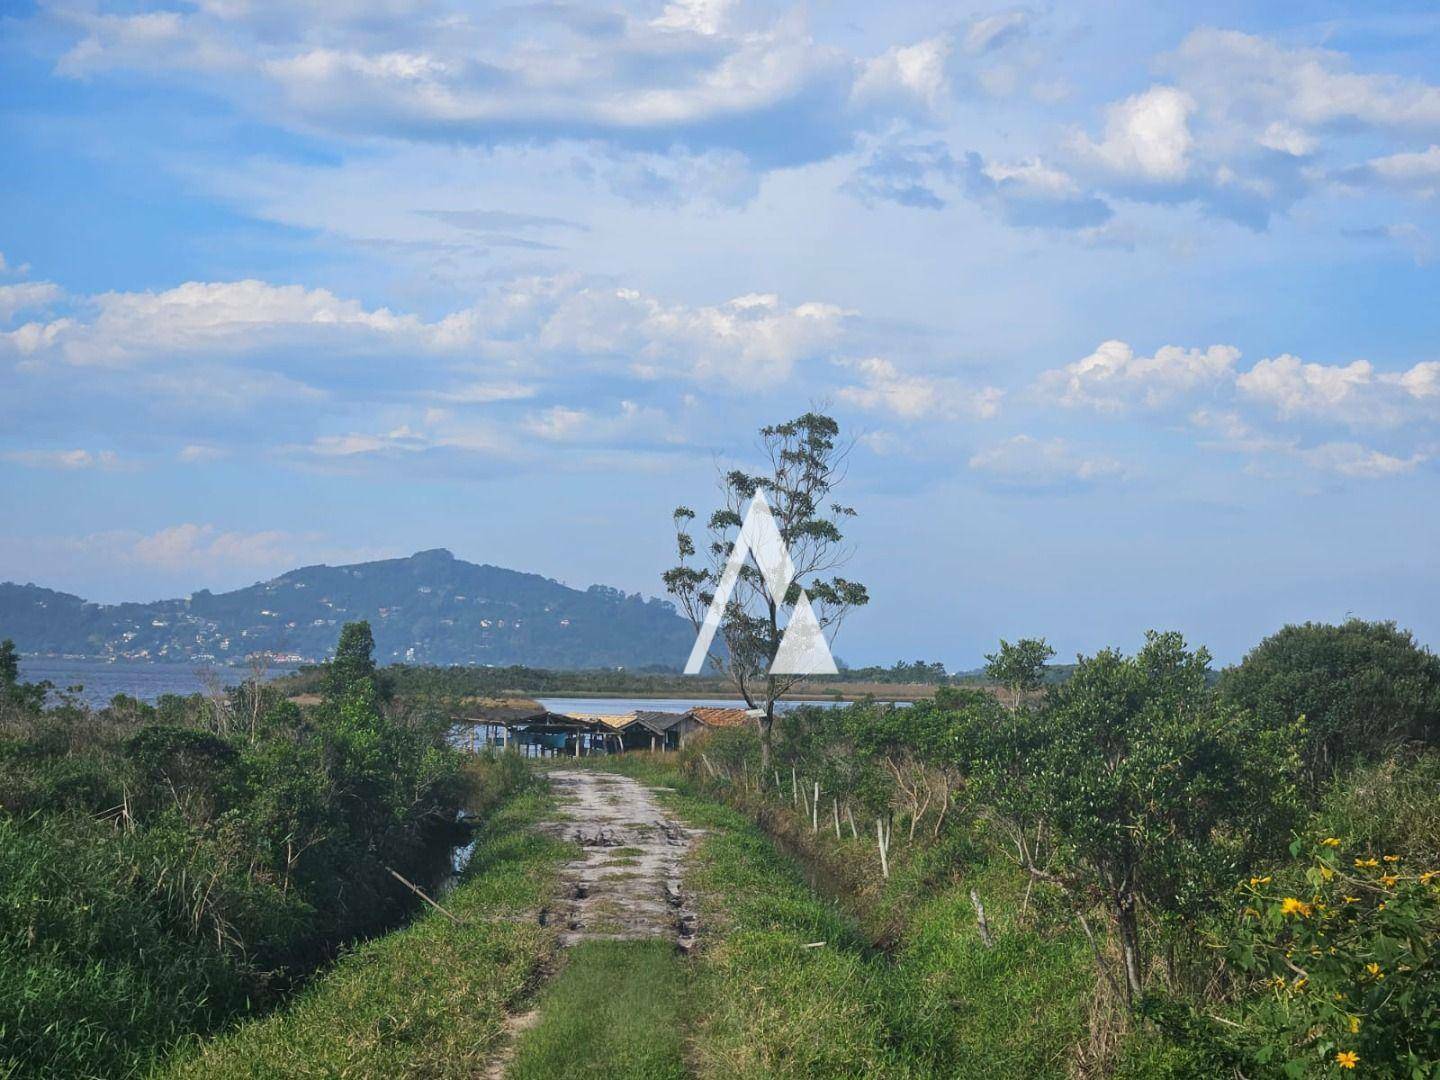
[540, 769, 701, 950]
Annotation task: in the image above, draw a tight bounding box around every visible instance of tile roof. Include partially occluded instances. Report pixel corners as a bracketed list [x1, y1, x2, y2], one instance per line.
[688, 706, 752, 728]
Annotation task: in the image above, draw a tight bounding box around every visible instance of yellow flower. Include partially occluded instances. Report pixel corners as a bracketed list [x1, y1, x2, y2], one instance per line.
[1322, 837, 1341, 847]
[1250, 875, 1272, 886]
[1292, 976, 1308, 991]
[1365, 962, 1384, 980]
[1383, 854, 1400, 862]
[1320, 866, 1335, 880]
[1380, 874, 1398, 887]
[1336, 1050, 1359, 1069]
[1420, 870, 1438, 885]
[1349, 1015, 1361, 1034]
[1281, 896, 1314, 917]
[1343, 895, 1360, 904]
[1355, 857, 1379, 868]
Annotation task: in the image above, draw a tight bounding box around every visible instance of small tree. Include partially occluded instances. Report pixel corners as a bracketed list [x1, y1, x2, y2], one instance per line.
[1015, 631, 1299, 1000]
[984, 637, 1055, 711]
[664, 412, 868, 768]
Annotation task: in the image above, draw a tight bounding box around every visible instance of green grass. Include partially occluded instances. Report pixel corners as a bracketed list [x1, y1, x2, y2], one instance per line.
[153, 790, 572, 1079]
[507, 940, 688, 1080]
[580, 756, 1104, 1079]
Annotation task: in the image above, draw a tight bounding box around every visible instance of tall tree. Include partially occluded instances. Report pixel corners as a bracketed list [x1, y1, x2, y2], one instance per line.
[664, 412, 868, 767]
[325, 621, 378, 703]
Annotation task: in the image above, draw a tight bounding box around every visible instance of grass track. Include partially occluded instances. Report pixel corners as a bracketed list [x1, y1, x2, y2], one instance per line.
[507, 940, 688, 1080]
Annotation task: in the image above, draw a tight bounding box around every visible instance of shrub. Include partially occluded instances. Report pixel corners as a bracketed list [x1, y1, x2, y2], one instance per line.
[1221, 620, 1440, 788]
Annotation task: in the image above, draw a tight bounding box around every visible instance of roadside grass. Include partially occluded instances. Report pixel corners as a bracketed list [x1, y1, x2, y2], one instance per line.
[581, 754, 1106, 1078]
[507, 940, 688, 1080]
[154, 789, 571, 1079]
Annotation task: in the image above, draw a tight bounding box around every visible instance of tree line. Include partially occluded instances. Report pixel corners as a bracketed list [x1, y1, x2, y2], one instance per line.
[684, 618, 1440, 1077]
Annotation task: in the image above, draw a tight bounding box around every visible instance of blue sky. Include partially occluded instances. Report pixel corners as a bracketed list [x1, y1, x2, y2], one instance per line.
[2, 0, 1439, 668]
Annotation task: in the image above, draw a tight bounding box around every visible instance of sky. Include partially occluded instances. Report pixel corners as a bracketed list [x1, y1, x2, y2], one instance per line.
[2, 0, 1439, 668]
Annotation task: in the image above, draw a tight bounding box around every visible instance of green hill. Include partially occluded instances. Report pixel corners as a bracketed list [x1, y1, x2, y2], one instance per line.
[0, 548, 695, 669]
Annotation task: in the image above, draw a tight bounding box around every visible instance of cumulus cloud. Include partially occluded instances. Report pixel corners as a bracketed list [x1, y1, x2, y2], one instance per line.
[1237, 354, 1440, 427]
[1071, 86, 1195, 183]
[0, 281, 62, 322]
[1036, 340, 1240, 412]
[968, 435, 1125, 488]
[852, 36, 953, 119]
[539, 286, 849, 386]
[2, 279, 432, 368]
[1, 272, 848, 390]
[836, 356, 1002, 420]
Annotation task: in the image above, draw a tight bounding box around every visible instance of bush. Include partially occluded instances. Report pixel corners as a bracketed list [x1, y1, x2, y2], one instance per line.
[1221, 620, 1440, 788]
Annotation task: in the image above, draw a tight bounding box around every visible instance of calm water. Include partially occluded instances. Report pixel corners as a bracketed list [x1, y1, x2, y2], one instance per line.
[15, 661, 889, 711]
[18, 659, 290, 708]
[535, 695, 872, 714]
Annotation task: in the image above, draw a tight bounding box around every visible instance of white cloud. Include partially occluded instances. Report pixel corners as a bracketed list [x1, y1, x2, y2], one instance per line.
[43, 2, 910, 175]
[836, 356, 1002, 420]
[2, 273, 848, 392]
[0, 282, 62, 322]
[1166, 29, 1440, 135]
[541, 287, 849, 386]
[1344, 145, 1440, 198]
[968, 435, 1125, 487]
[128, 523, 295, 571]
[1036, 340, 1240, 411]
[852, 36, 953, 117]
[1236, 354, 1440, 426]
[1071, 86, 1195, 182]
[4, 448, 120, 470]
[1300, 441, 1425, 478]
[4, 279, 430, 368]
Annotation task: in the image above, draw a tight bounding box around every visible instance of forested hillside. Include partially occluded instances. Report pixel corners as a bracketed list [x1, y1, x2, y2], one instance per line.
[0, 549, 694, 669]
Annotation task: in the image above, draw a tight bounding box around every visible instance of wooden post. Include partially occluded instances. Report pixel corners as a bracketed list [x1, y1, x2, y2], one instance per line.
[832, 797, 841, 839]
[969, 889, 993, 947]
[812, 781, 819, 832]
[846, 803, 858, 839]
[774, 769, 782, 792]
[876, 818, 889, 879]
[791, 767, 797, 804]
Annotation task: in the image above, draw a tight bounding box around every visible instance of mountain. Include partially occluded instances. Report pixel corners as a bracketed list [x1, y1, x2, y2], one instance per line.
[0, 549, 696, 669]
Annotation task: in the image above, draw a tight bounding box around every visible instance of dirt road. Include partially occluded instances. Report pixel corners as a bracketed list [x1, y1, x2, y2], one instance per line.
[541, 768, 700, 948]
